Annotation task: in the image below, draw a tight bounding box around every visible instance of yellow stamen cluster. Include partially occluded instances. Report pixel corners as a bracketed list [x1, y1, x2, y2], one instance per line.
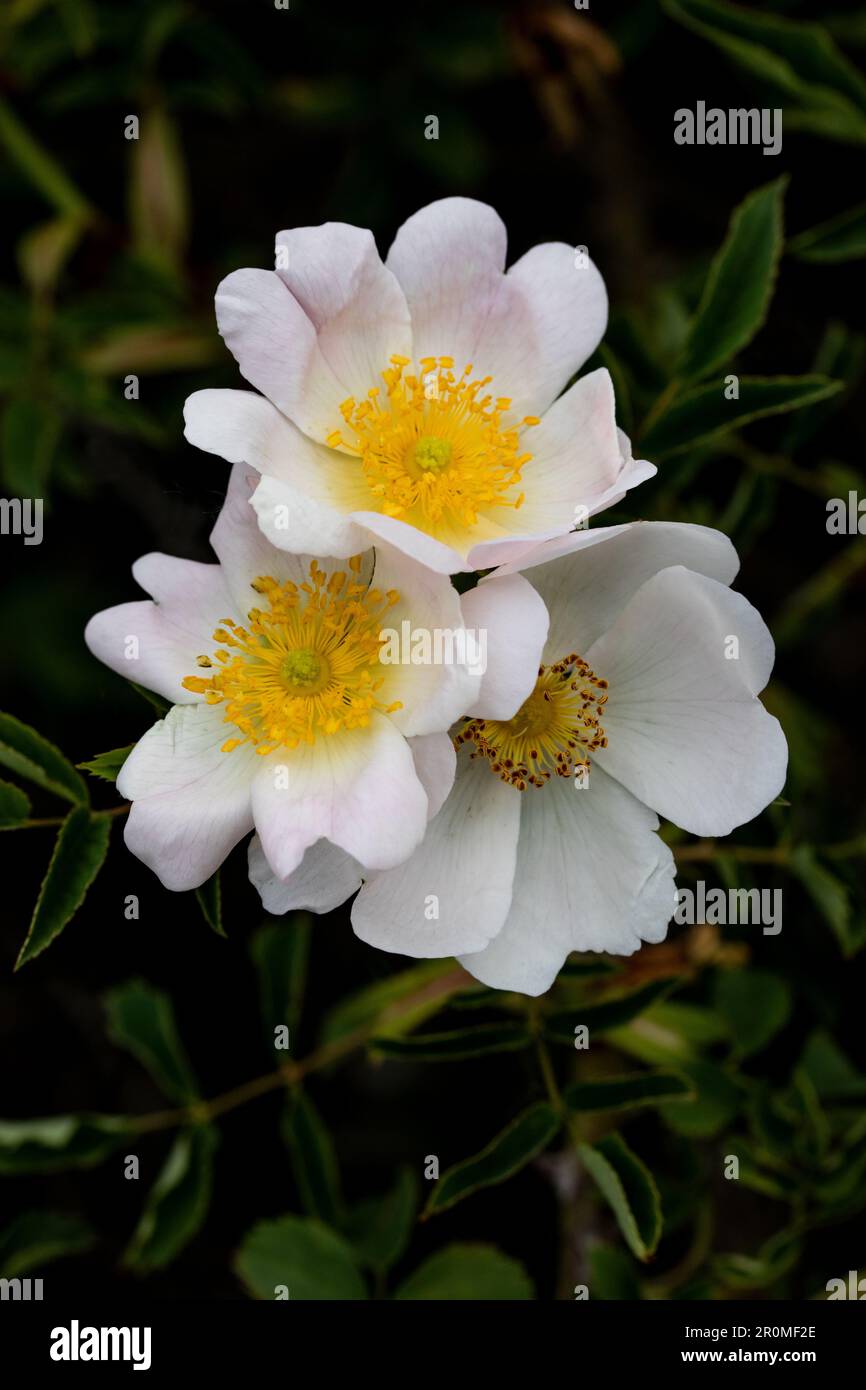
[181, 557, 402, 755]
[327, 355, 539, 532]
[456, 654, 609, 790]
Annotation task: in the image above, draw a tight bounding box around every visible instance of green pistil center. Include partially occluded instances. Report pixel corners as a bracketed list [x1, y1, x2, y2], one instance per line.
[413, 435, 453, 473]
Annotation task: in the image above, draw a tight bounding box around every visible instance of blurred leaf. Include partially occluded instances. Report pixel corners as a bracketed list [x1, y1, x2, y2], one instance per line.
[564, 1071, 693, 1113]
[800, 1030, 866, 1101]
[545, 978, 677, 1044]
[320, 960, 470, 1046]
[790, 845, 860, 956]
[641, 375, 842, 457]
[79, 325, 221, 375]
[662, 0, 866, 143]
[0, 1210, 95, 1277]
[346, 1168, 418, 1273]
[250, 913, 311, 1047]
[0, 777, 31, 828]
[588, 1244, 642, 1300]
[676, 177, 786, 384]
[789, 202, 866, 262]
[0, 711, 88, 804]
[372, 1021, 531, 1062]
[104, 979, 199, 1104]
[579, 1134, 662, 1261]
[423, 1102, 560, 1218]
[661, 1059, 741, 1137]
[129, 683, 171, 718]
[0, 92, 94, 218]
[18, 214, 86, 296]
[77, 744, 134, 783]
[713, 1229, 801, 1291]
[129, 104, 190, 276]
[16, 806, 110, 968]
[194, 870, 225, 938]
[124, 1126, 217, 1273]
[0, 1115, 128, 1175]
[2, 398, 63, 497]
[235, 1216, 367, 1300]
[715, 969, 792, 1057]
[394, 1243, 534, 1300]
[282, 1091, 342, 1226]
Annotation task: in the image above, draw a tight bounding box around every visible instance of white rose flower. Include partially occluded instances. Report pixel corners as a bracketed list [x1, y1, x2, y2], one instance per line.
[183, 197, 654, 575]
[253, 522, 787, 995]
[84, 465, 547, 892]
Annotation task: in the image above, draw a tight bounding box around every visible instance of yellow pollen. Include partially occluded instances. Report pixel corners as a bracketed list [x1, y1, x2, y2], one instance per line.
[455, 653, 609, 791]
[181, 558, 402, 753]
[333, 354, 538, 533]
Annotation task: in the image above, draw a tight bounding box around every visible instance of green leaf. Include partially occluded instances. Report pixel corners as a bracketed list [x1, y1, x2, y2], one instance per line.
[0, 93, 94, 219]
[124, 1127, 217, 1273]
[790, 845, 859, 955]
[579, 1134, 662, 1261]
[715, 970, 792, 1057]
[789, 202, 866, 263]
[564, 1071, 693, 1113]
[282, 1091, 342, 1226]
[0, 1211, 95, 1277]
[0, 1115, 128, 1175]
[424, 1102, 560, 1218]
[194, 870, 225, 938]
[77, 745, 134, 783]
[641, 375, 842, 457]
[394, 1243, 534, 1300]
[662, 0, 866, 144]
[346, 1168, 418, 1273]
[320, 960, 468, 1046]
[250, 913, 311, 1048]
[800, 1030, 866, 1102]
[676, 178, 786, 383]
[104, 979, 199, 1104]
[0, 778, 31, 828]
[588, 1244, 642, 1300]
[0, 711, 88, 804]
[2, 398, 62, 497]
[545, 978, 677, 1044]
[661, 1059, 741, 1137]
[16, 807, 111, 968]
[129, 104, 190, 275]
[235, 1216, 367, 1300]
[129, 682, 171, 717]
[372, 1021, 531, 1062]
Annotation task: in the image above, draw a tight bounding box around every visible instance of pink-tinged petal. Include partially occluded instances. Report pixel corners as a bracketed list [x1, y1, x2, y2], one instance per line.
[274, 223, 411, 401]
[461, 574, 549, 720]
[247, 734, 453, 917]
[349, 509, 468, 574]
[215, 267, 346, 442]
[85, 556, 234, 704]
[385, 198, 508, 369]
[486, 241, 608, 417]
[85, 601, 197, 706]
[459, 766, 675, 995]
[250, 472, 370, 559]
[494, 521, 740, 658]
[248, 833, 362, 915]
[251, 713, 428, 880]
[587, 567, 788, 837]
[209, 462, 320, 611]
[408, 732, 456, 820]
[118, 705, 256, 891]
[371, 541, 480, 736]
[351, 752, 520, 958]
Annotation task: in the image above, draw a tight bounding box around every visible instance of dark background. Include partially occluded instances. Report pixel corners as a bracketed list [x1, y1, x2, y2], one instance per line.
[1, 0, 865, 1300]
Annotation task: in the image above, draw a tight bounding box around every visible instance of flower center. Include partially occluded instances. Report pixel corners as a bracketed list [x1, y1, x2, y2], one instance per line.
[456, 653, 609, 790]
[327, 355, 539, 533]
[182, 556, 403, 755]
